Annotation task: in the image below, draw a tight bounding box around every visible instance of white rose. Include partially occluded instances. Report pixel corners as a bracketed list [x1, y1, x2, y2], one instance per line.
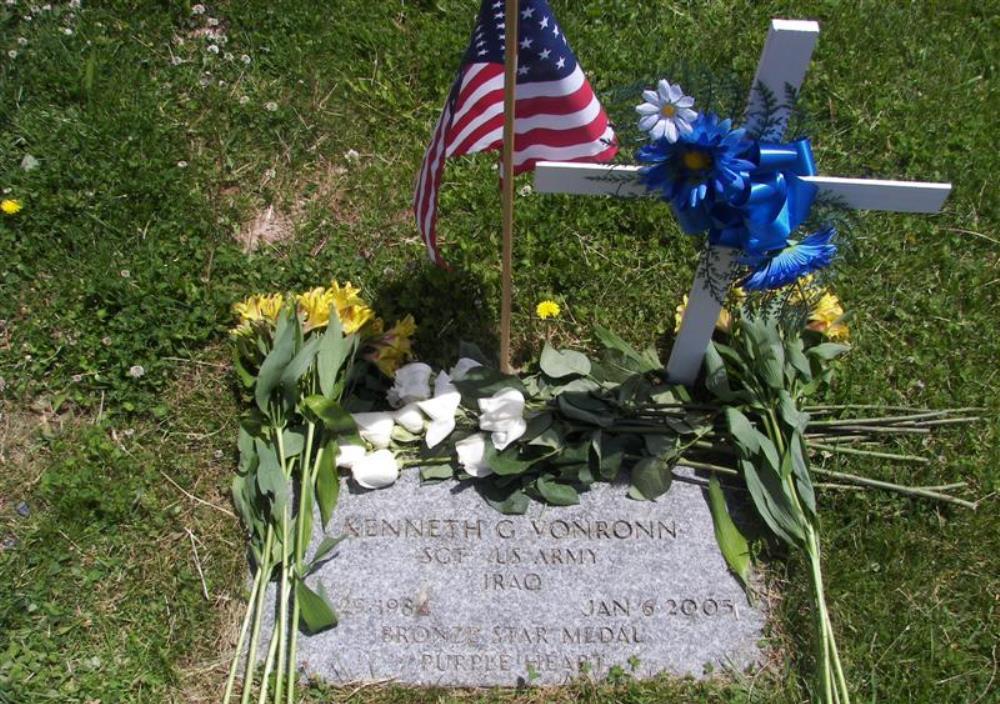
[455, 433, 492, 477]
[449, 357, 482, 381]
[387, 362, 432, 408]
[335, 444, 366, 469]
[418, 373, 462, 449]
[351, 450, 399, 489]
[393, 403, 425, 434]
[478, 387, 526, 450]
[351, 412, 395, 450]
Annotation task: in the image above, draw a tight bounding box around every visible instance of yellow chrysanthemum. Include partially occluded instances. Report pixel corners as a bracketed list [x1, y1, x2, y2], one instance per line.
[536, 300, 561, 320]
[366, 314, 417, 376]
[330, 280, 375, 334]
[232, 293, 284, 333]
[1, 199, 23, 215]
[296, 286, 337, 332]
[807, 292, 850, 341]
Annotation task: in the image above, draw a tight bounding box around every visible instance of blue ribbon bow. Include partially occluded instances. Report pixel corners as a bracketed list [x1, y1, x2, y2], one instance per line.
[704, 138, 818, 257]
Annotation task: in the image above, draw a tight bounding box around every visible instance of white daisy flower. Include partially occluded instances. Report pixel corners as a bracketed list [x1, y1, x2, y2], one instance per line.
[636, 80, 697, 142]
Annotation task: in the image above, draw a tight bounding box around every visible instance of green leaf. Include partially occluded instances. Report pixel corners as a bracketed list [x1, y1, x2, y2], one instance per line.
[483, 443, 536, 476]
[421, 465, 454, 481]
[528, 426, 564, 450]
[704, 343, 735, 401]
[254, 309, 297, 415]
[281, 429, 305, 457]
[453, 367, 525, 404]
[740, 458, 804, 547]
[296, 580, 338, 635]
[315, 441, 340, 528]
[279, 335, 321, 401]
[556, 393, 613, 427]
[255, 438, 289, 515]
[629, 457, 673, 501]
[789, 433, 816, 517]
[778, 390, 809, 432]
[707, 475, 752, 589]
[540, 343, 592, 379]
[317, 314, 352, 399]
[232, 350, 256, 389]
[477, 483, 530, 515]
[807, 342, 850, 361]
[759, 340, 786, 390]
[303, 396, 357, 435]
[785, 335, 812, 382]
[231, 475, 254, 531]
[309, 535, 346, 573]
[725, 407, 760, 455]
[591, 433, 625, 482]
[536, 476, 580, 506]
[593, 325, 660, 373]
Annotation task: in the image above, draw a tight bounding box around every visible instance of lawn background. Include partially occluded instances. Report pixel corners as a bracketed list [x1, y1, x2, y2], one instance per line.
[0, 1, 997, 702]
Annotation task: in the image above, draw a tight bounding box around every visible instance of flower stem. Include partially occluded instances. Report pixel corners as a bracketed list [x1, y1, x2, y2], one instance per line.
[286, 422, 318, 704]
[808, 442, 930, 464]
[256, 612, 280, 704]
[223, 565, 263, 704]
[273, 430, 292, 702]
[810, 467, 976, 509]
[241, 527, 274, 704]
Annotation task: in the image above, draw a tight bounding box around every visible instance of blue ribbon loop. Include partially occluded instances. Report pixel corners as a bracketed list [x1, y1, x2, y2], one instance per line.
[687, 138, 819, 257]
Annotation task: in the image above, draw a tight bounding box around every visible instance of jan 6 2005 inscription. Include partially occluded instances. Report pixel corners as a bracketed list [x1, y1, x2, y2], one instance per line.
[261, 470, 766, 686]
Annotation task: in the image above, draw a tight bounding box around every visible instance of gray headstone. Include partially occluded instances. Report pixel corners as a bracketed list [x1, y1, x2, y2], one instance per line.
[260, 468, 766, 686]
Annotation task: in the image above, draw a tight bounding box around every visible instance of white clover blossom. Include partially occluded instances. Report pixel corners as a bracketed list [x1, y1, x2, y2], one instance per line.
[351, 412, 394, 450]
[455, 433, 492, 478]
[264, 101, 278, 112]
[240, 54, 251, 64]
[351, 450, 399, 489]
[128, 365, 145, 379]
[387, 362, 432, 408]
[636, 80, 697, 143]
[191, 3, 205, 14]
[206, 44, 219, 55]
[478, 387, 527, 450]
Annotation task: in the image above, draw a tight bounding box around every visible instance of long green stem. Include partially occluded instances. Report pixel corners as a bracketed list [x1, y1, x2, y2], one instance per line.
[274, 430, 292, 702]
[242, 527, 274, 704]
[286, 422, 318, 704]
[223, 565, 263, 704]
[808, 442, 929, 464]
[810, 467, 976, 509]
[256, 611, 280, 704]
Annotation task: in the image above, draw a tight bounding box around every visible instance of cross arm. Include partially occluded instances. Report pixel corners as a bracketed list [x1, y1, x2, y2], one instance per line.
[534, 162, 951, 214]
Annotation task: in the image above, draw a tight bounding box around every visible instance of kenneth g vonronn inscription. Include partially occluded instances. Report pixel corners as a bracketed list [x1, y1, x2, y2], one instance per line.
[260, 469, 766, 686]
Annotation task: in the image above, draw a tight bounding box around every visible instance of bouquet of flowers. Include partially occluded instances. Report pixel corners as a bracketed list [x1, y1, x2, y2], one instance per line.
[223, 282, 414, 704]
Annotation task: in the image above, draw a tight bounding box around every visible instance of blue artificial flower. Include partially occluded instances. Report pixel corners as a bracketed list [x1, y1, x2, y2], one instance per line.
[740, 226, 838, 291]
[637, 113, 756, 217]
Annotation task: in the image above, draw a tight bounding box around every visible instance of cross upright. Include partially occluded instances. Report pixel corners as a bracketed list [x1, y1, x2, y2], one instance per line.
[533, 19, 952, 386]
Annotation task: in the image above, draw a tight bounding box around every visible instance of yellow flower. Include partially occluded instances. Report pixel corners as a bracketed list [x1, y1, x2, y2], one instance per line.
[296, 286, 337, 332]
[1, 199, 23, 215]
[807, 292, 850, 341]
[329, 280, 375, 334]
[232, 293, 284, 334]
[536, 300, 561, 320]
[366, 314, 417, 376]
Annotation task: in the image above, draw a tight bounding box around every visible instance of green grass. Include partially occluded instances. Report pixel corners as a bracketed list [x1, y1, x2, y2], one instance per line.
[0, 1, 997, 702]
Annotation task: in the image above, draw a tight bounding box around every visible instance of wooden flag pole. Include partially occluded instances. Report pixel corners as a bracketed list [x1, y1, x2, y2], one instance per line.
[499, 0, 519, 374]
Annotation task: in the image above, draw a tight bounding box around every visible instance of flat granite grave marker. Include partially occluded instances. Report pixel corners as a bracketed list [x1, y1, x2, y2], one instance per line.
[261, 470, 766, 686]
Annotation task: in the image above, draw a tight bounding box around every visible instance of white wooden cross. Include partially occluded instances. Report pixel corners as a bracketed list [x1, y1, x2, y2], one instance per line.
[533, 19, 951, 385]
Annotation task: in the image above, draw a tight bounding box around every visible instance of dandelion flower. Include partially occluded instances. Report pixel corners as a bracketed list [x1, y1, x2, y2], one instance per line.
[1, 199, 23, 215]
[536, 300, 560, 320]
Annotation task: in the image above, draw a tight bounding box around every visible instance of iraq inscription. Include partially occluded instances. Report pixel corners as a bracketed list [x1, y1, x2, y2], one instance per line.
[263, 470, 766, 686]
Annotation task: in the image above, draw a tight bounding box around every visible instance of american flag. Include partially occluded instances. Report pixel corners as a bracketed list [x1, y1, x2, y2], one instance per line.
[414, 0, 618, 265]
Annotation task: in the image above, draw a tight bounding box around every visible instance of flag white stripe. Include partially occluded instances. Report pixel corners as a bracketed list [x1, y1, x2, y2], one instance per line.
[512, 125, 616, 166]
